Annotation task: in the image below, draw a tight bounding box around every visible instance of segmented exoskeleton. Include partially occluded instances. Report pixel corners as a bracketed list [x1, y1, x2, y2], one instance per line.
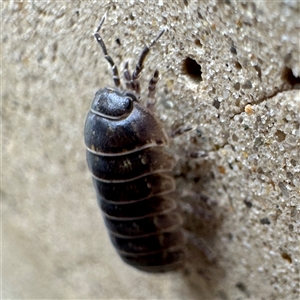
[84, 14, 186, 272]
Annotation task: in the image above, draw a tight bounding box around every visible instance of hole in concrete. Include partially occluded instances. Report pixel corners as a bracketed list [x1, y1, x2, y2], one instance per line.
[244, 200, 252, 208]
[281, 67, 300, 87]
[235, 61, 242, 69]
[274, 130, 286, 142]
[232, 133, 238, 142]
[260, 217, 271, 225]
[230, 45, 237, 55]
[182, 57, 202, 82]
[213, 98, 220, 109]
[281, 252, 292, 263]
[233, 82, 240, 90]
[278, 181, 289, 198]
[254, 65, 262, 80]
[115, 38, 121, 46]
[194, 39, 202, 47]
[243, 80, 252, 89]
[290, 159, 297, 167]
[236, 282, 250, 297]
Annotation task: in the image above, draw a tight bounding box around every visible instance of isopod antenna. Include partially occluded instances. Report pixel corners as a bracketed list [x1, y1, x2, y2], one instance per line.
[132, 29, 166, 82]
[94, 13, 121, 88]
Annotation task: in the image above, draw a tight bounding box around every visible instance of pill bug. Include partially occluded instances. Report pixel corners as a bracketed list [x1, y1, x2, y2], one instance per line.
[84, 14, 186, 272]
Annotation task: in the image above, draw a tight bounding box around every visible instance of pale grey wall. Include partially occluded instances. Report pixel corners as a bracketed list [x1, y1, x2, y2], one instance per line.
[2, 1, 299, 299]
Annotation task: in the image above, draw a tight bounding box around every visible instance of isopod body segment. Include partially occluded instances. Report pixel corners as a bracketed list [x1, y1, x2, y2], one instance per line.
[84, 15, 186, 272]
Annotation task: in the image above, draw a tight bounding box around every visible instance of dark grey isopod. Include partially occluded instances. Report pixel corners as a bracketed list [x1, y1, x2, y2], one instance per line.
[84, 14, 186, 272]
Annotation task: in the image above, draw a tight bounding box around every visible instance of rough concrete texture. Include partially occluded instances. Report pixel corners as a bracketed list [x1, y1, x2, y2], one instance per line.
[2, 0, 299, 299]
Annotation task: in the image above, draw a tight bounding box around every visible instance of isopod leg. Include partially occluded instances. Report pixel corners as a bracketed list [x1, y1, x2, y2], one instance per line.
[124, 61, 141, 94]
[94, 14, 121, 88]
[123, 62, 133, 90]
[185, 231, 216, 262]
[169, 125, 197, 138]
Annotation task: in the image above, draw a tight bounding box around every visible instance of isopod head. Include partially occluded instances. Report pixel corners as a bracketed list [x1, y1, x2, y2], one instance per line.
[91, 88, 138, 119]
[84, 91, 169, 155]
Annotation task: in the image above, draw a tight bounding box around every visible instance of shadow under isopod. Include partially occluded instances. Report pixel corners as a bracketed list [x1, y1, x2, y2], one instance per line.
[174, 157, 227, 298]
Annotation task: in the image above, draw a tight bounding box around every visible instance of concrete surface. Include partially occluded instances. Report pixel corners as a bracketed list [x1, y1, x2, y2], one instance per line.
[2, 0, 299, 299]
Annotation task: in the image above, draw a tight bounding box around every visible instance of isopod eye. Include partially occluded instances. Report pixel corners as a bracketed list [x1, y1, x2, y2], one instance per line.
[91, 88, 134, 119]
